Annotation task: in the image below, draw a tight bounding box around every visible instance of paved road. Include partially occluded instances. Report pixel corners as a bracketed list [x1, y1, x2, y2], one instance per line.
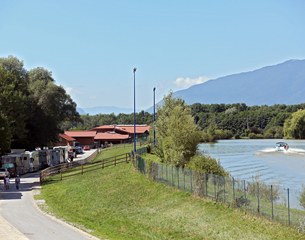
[0, 150, 100, 240]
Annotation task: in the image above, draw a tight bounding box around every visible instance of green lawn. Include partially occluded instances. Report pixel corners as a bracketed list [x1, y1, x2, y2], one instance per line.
[38, 154, 304, 239]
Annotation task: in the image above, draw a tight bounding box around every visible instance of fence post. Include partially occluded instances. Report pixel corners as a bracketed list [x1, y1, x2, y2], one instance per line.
[61, 170, 63, 181]
[190, 169, 193, 192]
[223, 177, 226, 203]
[81, 165, 84, 175]
[125, 153, 128, 163]
[233, 177, 235, 203]
[257, 182, 260, 213]
[244, 180, 247, 199]
[288, 188, 291, 225]
[172, 165, 174, 186]
[205, 173, 208, 196]
[214, 174, 217, 200]
[183, 168, 186, 191]
[271, 185, 274, 220]
[177, 167, 180, 189]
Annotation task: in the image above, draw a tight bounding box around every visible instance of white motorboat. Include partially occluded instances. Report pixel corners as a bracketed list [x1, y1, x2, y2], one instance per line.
[275, 142, 289, 151]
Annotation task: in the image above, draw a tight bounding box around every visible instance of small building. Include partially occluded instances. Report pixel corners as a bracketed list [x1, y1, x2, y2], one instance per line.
[64, 131, 97, 148]
[55, 133, 76, 146]
[91, 124, 150, 141]
[94, 132, 130, 146]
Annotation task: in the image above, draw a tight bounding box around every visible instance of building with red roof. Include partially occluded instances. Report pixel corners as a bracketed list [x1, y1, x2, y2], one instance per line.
[64, 124, 150, 148]
[55, 133, 76, 146]
[64, 131, 97, 147]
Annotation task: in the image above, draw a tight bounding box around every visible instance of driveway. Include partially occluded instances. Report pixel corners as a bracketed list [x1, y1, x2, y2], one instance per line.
[0, 149, 99, 240]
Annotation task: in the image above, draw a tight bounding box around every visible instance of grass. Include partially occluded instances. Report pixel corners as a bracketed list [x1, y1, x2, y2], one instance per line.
[37, 146, 305, 239]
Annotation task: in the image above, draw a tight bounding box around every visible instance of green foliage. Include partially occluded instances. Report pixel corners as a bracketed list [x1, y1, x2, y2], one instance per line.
[155, 92, 201, 166]
[263, 126, 283, 138]
[299, 185, 305, 210]
[187, 153, 228, 177]
[0, 56, 80, 150]
[283, 109, 305, 139]
[247, 177, 280, 201]
[0, 113, 11, 154]
[191, 103, 305, 140]
[248, 133, 264, 139]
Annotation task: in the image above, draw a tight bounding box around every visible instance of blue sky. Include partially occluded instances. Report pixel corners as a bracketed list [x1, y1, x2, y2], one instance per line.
[1, 1, 305, 111]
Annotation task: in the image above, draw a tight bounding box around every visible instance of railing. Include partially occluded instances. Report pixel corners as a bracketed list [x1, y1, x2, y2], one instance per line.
[40, 149, 101, 182]
[134, 156, 305, 230]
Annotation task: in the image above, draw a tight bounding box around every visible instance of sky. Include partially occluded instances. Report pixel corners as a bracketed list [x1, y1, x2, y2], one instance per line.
[1, 0, 305, 111]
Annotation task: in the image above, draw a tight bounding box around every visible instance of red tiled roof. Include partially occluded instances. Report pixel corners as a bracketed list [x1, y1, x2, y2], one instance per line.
[94, 132, 130, 140]
[117, 125, 150, 134]
[59, 133, 75, 141]
[91, 125, 115, 131]
[65, 131, 97, 138]
[91, 124, 150, 134]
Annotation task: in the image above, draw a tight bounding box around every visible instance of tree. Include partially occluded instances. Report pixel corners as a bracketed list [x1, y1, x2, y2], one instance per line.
[155, 92, 201, 167]
[283, 109, 305, 139]
[0, 58, 29, 148]
[0, 113, 11, 154]
[27, 67, 81, 148]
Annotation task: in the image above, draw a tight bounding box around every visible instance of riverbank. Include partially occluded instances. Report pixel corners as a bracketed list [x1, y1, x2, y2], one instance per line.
[39, 155, 304, 239]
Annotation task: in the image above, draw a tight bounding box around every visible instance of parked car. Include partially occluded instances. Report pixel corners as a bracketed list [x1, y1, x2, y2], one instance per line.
[0, 168, 9, 178]
[75, 146, 83, 154]
[1, 163, 16, 177]
[83, 145, 90, 151]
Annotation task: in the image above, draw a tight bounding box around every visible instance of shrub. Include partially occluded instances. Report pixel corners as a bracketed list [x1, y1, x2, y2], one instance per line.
[299, 185, 305, 210]
[187, 153, 228, 177]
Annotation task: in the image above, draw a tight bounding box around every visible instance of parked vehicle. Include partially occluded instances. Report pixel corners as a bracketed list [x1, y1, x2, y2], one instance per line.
[83, 145, 90, 151]
[75, 146, 84, 154]
[0, 168, 9, 178]
[1, 163, 16, 177]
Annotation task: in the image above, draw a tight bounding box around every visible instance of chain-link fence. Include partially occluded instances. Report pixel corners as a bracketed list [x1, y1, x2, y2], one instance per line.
[135, 155, 305, 229]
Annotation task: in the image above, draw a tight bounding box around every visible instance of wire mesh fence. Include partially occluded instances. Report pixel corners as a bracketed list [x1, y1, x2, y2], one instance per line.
[135, 156, 305, 229]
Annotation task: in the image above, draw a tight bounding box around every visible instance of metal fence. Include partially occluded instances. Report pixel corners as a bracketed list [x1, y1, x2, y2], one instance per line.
[135, 156, 305, 229]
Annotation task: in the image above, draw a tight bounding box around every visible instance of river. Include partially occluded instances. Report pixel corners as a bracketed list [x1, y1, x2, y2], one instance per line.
[199, 139, 305, 193]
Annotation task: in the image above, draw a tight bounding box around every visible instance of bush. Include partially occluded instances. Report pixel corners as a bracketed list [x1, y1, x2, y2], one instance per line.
[248, 133, 264, 139]
[187, 153, 228, 177]
[299, 185, 305, 210]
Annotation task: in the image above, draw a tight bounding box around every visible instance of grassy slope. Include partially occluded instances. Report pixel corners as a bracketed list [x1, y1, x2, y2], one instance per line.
[39, 149, 304, 240]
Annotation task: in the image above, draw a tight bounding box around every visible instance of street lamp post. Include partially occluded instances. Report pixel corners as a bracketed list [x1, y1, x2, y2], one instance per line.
[153, 87, 156, 147]
[133, 68, 137, 155]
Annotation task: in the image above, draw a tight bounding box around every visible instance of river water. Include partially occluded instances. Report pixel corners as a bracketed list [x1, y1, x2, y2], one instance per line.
[198, 139, 305, 191]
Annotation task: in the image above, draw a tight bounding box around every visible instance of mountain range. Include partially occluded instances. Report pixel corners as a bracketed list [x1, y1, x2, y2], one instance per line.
[78, 59, 305, 115]
[173, 59, 305, 106]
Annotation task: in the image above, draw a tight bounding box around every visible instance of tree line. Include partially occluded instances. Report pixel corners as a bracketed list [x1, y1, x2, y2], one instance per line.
[190, 102, 305, 141]
[71, 101, 305, 141]
[0, 56, 80, 153]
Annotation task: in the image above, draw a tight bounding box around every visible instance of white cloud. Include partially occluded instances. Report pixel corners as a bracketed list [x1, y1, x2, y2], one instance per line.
[174, 76, 210, 89]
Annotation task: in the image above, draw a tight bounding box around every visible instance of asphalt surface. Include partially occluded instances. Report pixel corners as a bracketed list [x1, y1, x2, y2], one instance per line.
[0, 150, 100, 240]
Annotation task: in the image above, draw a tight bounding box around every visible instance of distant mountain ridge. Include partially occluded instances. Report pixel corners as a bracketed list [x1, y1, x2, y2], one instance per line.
[173, 59, 305, 106]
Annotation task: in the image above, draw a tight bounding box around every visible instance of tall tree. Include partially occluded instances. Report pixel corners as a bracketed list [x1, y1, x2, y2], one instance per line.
[283, 109, 305, 139]
[27, 67, 81, 148]
[0, 57, 29, 148]
[156, 92, 201, 167]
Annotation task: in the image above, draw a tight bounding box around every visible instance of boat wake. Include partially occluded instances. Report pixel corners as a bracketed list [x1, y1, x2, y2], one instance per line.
[257, 147, 305, 155]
